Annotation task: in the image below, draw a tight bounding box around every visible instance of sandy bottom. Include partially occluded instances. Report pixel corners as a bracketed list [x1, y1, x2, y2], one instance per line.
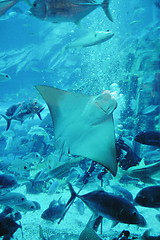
[4, 183, 159, 240]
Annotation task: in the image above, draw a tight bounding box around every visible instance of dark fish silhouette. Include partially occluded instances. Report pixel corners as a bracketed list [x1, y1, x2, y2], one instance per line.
[0, 207, 21, 240]
[0, 174, 17, 189]
[30, 0, 113, 24]
[134, 131, 160, 147]
[142, 229, 160, 240]
[154, 1, 160, 9]
[41, 198, 65, 222]
[66, 183, 146, 227]
[135, 185, 160, 208]
[1, 99, 44, 130]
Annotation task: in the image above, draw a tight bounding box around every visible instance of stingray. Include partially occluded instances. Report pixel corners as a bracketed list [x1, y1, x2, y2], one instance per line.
[36, 85, 118, 176]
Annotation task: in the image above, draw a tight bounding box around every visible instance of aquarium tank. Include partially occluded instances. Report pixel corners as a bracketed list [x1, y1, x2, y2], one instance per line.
[0, 0, 160, 239]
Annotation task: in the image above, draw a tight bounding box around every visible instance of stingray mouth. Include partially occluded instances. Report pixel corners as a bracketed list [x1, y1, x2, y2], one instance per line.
[95, 101, 107, 113]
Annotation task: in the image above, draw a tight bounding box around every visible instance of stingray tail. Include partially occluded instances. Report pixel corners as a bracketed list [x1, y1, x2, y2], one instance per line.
[1, 114, 12, 131]
[102, 0, 113, 22]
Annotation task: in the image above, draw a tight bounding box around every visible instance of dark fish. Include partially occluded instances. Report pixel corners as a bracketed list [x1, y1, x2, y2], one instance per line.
[67, 183, 146, 226]
[29, 0, 113, 24]
[0, 207, 13, 221]
[134, 131, 160, 147]
[0, 216, 21, 240]
[41, 198, 65, 222]
[0, 0, 19, 16]
[1, 99, 44, 131]
[154, 1, 160, 9]
[142, 229, 160, 240]
[0, 206, 21, 240]
[0, 174, 17, 189]
[135, 185, 160, 208]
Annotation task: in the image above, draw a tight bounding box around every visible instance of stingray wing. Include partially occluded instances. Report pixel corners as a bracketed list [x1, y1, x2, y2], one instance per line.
[36, 85, 117, 176]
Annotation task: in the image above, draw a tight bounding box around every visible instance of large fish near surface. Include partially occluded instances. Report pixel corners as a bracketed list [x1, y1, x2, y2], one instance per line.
[49, 30, 114, 67]
[0, 0, 19, 16]
[66, 183, 146, 227]
[29, 0, 113, 24]
[1, 99, 44, 130]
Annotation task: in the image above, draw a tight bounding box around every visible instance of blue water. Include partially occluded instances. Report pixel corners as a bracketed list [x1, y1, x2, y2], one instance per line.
[0, 0, 160, 239]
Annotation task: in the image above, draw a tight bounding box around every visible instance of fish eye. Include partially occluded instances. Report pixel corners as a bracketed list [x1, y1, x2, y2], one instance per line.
[5, 75, 9, 78]
[21, 197, 25, 201]
[107, 30, 109, 32]
[24, 166, 27, 170]
[133, 212, 137, 216]
[33, 2, 37, 7]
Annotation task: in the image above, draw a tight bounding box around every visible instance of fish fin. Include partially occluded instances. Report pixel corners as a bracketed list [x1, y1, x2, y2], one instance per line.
[57, 182, 78, 224]
[37, 107, 45, 120]
[1, 114, 12, 131]
[66, 182, 77, 207]
[102, 0, 113, 22]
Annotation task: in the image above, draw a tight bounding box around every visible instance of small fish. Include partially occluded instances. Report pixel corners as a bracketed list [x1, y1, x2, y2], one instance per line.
[50, 30, 114, 67]
[126, 161, 160, 183]
[29, 0, 113, 24]
[1, 99, 44, 130]
[41, 198, 66, 222]
[143, 105, 159, 115]
[134, 131, 160, 147]
[66, 183, 146, 227]
[0, 174, 17, 189]
[14, 199, 40, 212]
[135, 185, 160, 208]
[0, 72, 11, 82]
[0, 192, 27, 207]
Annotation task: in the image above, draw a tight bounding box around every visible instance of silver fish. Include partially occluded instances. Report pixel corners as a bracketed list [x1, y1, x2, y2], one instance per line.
[29, 0, 113, 24]
[0, 192, 27, 206]
[0, 72, 11, 82]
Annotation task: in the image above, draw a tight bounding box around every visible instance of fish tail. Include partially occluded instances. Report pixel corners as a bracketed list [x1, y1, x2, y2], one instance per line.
[57, 183, 77, 224]
[0, 114, 12, 131]
[66, 182, 77, 207]
[102, 0, 113, 22]
[37, 107, 45, 120]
